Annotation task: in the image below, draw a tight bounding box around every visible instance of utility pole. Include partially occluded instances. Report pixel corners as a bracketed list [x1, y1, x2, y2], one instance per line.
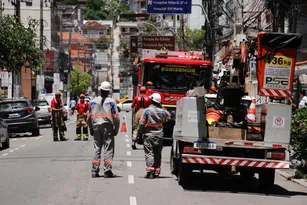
[241, 0, 244, 34]
[173, 14, 176, 37]
[180, 14, 184, 51]
[67, 31, 72, 106]
[0, 0, 3, 17]
[39, 0, 44, 75]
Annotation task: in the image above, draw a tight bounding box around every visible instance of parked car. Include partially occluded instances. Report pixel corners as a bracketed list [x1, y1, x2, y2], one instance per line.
[0, 118, 10, 149]
[117, 99, 133, 112]
[0, 97, 40, 136]
[38, 93, 68, 121]
[31, 99, 51, 125]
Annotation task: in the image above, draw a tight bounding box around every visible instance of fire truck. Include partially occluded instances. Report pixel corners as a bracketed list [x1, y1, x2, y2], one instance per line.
[131, 49, 213, 143]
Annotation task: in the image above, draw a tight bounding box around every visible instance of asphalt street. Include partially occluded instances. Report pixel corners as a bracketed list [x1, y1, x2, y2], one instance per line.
[0, 112, 307, 205]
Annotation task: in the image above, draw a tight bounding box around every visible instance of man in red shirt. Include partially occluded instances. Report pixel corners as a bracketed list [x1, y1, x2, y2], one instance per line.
[51, 92, 67, 141]
[75, 94, 90, 141]
[131, 86, 150, 149]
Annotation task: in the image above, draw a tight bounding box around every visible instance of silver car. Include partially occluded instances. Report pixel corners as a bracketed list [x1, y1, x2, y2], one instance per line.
[32, 99, 51, 125]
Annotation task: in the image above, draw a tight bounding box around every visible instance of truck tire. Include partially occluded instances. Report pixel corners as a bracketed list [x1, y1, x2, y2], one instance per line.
[240, 171, 255, 180]
[170, 147, 179, 176]
[259, 169, 275, 189]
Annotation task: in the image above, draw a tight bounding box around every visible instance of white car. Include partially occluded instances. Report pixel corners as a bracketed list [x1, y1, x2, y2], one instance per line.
[117, 99, 133, 112]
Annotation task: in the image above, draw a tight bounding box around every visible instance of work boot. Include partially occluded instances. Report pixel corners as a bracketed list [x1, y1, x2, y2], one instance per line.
[92, 172, 99, 178]
[83, 134, 88, 141]
[145, 171, 155, 179]
[132, 142, 137, 150]
[53, 138, 59, 142]
[60, 137, 68, 141]
[104, 170, 116, 178]
[74, 134, 82, 141]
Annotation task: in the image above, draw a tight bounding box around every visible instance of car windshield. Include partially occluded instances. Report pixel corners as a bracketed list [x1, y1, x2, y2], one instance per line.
[32, 101, 49, 107]
[0, 101, 28, 111]
[143, 63, 212, 93]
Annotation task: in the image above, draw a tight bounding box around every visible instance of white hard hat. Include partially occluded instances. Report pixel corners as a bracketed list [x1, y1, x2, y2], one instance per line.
[150, 93, 161, 104]
[100, 81, 111, 91]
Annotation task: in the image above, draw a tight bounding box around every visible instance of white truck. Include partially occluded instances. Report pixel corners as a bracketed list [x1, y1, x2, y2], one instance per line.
[170, 96, 291, 189]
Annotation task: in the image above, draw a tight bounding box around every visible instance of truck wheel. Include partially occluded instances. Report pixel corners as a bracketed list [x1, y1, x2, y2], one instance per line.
[240, 171, 255, 180]
[178, 162, 192, 186]
[170, 147, 179, 176]
[259, 169, 275, 189]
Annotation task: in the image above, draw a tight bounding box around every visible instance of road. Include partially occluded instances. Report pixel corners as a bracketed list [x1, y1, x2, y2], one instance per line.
[0, 112, 306, 205]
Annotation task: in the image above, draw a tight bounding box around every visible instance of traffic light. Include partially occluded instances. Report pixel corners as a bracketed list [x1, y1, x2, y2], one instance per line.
[120, 77, 124, 82]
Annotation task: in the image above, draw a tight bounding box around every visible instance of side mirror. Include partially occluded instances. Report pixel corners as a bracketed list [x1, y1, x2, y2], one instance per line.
[35, 107, 40, 111]
[132, 73, 138, 86]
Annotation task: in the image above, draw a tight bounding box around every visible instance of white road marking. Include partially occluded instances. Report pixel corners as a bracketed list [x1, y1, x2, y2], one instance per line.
[14, 148, 19, 151]
[9, 150, 14, 153]
[125, 139, 129, 142]
[125, 134, 129, 138]
[127, 151, 131, 156]
[127, 161, 132, 167]
[2, 153, 8, 156]
[126, 144, 130, 148]
[129, 196, 137, 205]
[128, 175, 134, 184]
[36, 137, 40, 140]
[20, 145, 26, 148]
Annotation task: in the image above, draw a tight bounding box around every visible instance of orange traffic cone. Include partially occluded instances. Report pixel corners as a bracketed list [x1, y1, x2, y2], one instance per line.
[246, 98, 256, 122]
[121, 116, 127, 133]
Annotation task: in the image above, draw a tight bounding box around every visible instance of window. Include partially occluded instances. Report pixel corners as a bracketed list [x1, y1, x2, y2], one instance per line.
[32, 101, 49, 107]
[0, 101, 29, 111]
[123, 100, 132, 104]
[121, 27, 126, 33]
[83, 30, 87, 34]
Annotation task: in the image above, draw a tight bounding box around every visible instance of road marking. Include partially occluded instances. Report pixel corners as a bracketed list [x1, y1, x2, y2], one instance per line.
[66, 120, 75, 125]
[36, 137, 40, 140]
[125, 139, 129, 142]
[2, 153, 8, 156]
[14, 148, 19, 151]
[129, 196, 137, 205]
[126, 144, 130, 148]
[127, 151, 131, 156]
[9, 150, 14, 153]
[128, 175, 134, 184]
[125, 135, 129, 138]
[127, 161, 132, 167]
[20, 145, 26, 148]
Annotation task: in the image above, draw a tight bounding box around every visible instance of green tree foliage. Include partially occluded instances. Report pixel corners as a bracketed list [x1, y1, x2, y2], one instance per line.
[84, 0, 107, 20]
[0, 15, 43, 72]
[176, 27, 205, 51]
[291, 107, 307, 163]
[70, 66, 92, 97]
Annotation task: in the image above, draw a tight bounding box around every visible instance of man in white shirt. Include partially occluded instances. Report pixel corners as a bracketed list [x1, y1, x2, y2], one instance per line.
[299, 90, 307, 108]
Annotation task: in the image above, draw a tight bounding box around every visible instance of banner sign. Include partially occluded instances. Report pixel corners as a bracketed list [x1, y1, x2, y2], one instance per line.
[147, 0, 192, 14]
[257, 32, 302, 98]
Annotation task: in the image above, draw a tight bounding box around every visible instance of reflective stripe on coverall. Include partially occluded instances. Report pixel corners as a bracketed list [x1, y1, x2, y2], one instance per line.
[51, 98, 65, 140]
[137, 104, 170, 174]
[88, 96, 120, 173]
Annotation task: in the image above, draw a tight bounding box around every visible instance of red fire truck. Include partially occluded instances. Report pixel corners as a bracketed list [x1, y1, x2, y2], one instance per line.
[131, 49, 213, 142]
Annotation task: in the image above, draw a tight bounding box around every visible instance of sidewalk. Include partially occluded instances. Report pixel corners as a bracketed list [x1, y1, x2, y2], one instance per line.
[277, 168, 307, 188]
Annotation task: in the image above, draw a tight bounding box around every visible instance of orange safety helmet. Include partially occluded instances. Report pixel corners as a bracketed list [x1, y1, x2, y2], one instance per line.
[140, 86, 146, 92]
[80, 94, 85, 98]
[146, 81, 153, 86]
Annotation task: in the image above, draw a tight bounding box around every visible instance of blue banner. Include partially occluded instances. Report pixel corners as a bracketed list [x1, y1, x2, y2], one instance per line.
[147, 0, 192, 14]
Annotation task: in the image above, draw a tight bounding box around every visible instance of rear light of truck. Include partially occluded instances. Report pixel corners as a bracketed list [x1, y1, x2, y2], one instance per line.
[183, 147, 201, 154]
[266, 152, 285, 160]
[25, 107, 33, 114]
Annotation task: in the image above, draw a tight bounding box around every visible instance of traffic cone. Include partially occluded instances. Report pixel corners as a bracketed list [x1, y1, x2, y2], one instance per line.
[121, 116, 127, 133]
[246, 98, 256, 122]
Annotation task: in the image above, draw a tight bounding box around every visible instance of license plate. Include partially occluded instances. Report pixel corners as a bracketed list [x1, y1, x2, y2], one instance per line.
[194, 141, 217, 150]
[9, 113, 20, 118]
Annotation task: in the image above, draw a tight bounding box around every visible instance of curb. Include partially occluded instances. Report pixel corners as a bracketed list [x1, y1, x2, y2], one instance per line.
[276, 170, 307, 188]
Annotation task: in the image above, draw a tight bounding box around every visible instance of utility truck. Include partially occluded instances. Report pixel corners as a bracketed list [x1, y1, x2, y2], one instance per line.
[170, 32, 302, 189]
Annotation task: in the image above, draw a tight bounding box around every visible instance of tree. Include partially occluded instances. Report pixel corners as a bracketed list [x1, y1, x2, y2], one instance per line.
[70, 66, 92, 97]
[0, 15, 43, 72]
[181, 27, 205, 51]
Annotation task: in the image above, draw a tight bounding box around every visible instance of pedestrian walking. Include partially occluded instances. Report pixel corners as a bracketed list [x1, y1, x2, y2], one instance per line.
[137, 93, 170, 179]
[88, 81, 120, 178]
[75, 94, 90, 141]
[51, 92, 68, 141]
[131, 86, 150, 149]
[70, 97, 77, 115]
